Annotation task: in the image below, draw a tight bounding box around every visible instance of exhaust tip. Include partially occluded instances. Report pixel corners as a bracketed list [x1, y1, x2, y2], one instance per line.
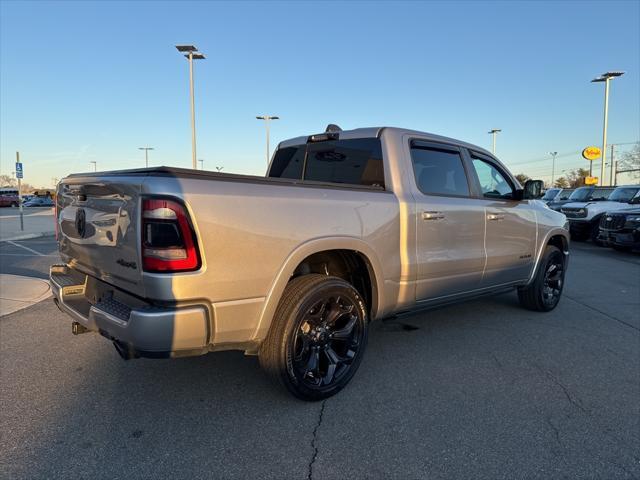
[113, 341, 139, 361]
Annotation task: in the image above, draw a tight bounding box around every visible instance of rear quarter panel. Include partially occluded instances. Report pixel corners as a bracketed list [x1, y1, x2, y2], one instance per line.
[141, 175, 401, 344]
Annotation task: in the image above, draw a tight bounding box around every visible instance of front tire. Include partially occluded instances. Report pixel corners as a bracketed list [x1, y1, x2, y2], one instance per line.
[259, 274, 368, 401]
[590, 221, 603, 245]
[518, 245, 566, 312]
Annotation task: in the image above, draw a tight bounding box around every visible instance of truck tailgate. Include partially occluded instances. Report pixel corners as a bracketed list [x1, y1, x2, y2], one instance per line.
[57, 176, 144, 297]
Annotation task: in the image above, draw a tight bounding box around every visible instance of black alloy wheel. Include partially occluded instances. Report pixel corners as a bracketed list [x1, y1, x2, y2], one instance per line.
[260, 274, 368, 400]
[289, 295, 362, 389]
[518, 245, 566, 312]
[541, 250, 564, 308]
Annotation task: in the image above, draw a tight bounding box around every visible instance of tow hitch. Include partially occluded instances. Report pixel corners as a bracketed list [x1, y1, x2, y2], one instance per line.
[71, 322, 90, 335]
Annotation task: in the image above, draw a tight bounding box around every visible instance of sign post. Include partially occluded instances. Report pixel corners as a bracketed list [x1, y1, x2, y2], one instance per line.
[582, 146, 601, 179]
[15, 152, 24, 231]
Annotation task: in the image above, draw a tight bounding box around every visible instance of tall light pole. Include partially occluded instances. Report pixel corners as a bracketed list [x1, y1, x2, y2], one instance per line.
[256, 115, 279, 164]
[488, 129, 501, 155]
[609, 144, 615, 186]
[198, 158, 204, 170]
[550, 151, 558, 186]
[591, 71, 624, 186]
[138, 147, 154, 168]
[176, 45, 206, 170]
[90, 161, 97, 172]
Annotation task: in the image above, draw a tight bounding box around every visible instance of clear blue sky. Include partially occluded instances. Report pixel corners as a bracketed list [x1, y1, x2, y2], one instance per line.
[1, 0, 639, 187]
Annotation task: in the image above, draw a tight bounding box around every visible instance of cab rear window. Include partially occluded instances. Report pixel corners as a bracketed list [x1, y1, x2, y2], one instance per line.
[269, 138, 385, 189]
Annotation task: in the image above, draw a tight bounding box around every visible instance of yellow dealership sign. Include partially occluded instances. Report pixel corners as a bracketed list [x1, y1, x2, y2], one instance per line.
[582, 146, 601, 161]
[585, 176, 599, 185]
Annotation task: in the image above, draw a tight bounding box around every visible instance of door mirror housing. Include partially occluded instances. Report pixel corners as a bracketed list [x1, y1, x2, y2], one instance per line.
[515, 179, 544, 200]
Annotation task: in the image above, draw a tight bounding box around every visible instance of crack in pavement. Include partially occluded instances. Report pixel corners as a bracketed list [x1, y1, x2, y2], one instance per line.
[541, 368, 589, 414]
[307, 400, 326, 480]
[564, 294, 640, 332]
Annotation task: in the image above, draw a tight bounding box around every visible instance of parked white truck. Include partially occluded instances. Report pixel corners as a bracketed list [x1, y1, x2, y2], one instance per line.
[51, 126, 569, 400]
[561, 185, 640, 242]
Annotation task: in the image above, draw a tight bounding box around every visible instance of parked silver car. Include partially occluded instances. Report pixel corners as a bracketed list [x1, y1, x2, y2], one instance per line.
[51, 126, 569, 399]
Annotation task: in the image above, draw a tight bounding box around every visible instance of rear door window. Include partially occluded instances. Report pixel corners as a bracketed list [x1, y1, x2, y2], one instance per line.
[410, 145, 470, 197]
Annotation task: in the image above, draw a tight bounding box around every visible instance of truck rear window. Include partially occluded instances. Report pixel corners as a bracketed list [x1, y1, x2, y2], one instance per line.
[269, 138, 385, 189]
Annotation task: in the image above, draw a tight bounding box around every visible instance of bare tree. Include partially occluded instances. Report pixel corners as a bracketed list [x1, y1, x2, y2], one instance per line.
[553, 177, 569, 188]
[566, 168, 590, 188]
[515, 173, 530, 184]
[0, 174, 17, 187]
[617, 144, 640, 181]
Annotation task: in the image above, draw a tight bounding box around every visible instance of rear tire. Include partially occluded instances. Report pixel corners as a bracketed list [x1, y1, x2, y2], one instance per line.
[518, 245, 565, 312]
[259, 274, 368, 401]
[612, 244, 632, 252]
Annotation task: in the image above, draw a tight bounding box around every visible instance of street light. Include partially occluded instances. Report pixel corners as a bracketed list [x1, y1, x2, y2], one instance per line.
[550, 151, 558, 186]
[256, 115, 279, 165]
[488, 129, 501, 154]
[591, 71, 624, 186]
[90, 161, 97, 172]
[176, 44, 206, 170]
[138, 147, 154, 168]
[198, 158, 204, 170]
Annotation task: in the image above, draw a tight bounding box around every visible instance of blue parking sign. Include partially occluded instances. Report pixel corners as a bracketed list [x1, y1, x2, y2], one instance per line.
[15, 162, 23, 179]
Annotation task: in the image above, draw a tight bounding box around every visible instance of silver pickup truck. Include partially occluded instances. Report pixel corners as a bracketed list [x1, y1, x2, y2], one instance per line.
[51, 126, 569, 400]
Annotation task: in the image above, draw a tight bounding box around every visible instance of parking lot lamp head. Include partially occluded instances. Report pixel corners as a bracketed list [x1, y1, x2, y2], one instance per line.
[488, 129, 501, 154]
[138, 147, 154, 168]
[256, 116, 280, 167]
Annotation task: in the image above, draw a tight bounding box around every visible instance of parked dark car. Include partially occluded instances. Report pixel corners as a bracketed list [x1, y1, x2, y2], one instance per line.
[23, 197, 54, 207]
[541, 188, 561, 204]
[598, 208, 640, 252]
[547, 188, 575, 211]
[0, 194, 20, 207]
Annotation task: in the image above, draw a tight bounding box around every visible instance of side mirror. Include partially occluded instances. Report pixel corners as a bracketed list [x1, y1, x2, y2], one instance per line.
[516, 179, 544, 200]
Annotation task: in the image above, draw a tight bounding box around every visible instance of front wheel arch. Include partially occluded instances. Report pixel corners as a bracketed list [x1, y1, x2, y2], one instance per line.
[525, 230, 570, 286]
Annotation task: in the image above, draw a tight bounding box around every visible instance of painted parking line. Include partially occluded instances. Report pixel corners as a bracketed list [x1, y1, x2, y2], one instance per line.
[6, 241, 45, 256]
[0, 253, 59, 257]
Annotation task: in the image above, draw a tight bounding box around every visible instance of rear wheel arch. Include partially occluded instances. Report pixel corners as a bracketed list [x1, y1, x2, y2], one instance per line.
[253, 239, 384, 342]
[291, 249, 377, 318]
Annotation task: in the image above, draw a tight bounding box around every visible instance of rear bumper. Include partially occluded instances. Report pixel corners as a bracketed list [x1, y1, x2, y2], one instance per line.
[50, 265, 209, 358]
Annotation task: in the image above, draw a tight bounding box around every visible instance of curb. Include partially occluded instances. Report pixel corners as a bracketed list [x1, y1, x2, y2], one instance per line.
[0, 274, 53, 317]
[0, 232, 55, 243]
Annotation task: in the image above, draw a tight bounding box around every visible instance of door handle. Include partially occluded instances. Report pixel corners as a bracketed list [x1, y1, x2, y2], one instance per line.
[422, 211, 445, 221]
[487, 213, 505, 221]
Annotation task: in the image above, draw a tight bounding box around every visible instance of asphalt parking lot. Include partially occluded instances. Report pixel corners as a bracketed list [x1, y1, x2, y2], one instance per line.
[1, 238, 639, 479]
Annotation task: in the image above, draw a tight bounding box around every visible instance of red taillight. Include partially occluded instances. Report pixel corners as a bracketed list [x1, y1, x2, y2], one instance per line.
[141, 198, 200, 272]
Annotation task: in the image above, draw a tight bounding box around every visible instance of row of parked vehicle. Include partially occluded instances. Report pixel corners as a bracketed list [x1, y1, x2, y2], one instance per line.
[542, 184, 640, 252]
[0, 194, 54, 208]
